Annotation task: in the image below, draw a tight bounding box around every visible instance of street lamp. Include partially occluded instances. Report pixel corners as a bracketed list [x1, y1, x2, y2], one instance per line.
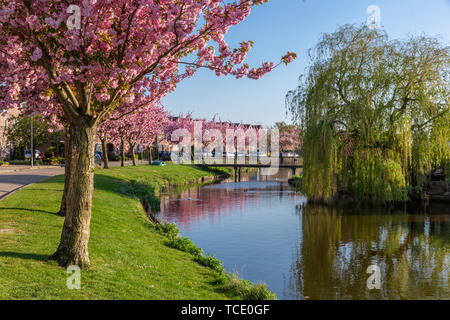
[30, 114, 33, 167]
[21, 102, 33, 167]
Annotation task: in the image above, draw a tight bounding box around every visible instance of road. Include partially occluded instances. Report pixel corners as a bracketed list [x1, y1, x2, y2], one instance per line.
[0, 160, 152, 200]
[0, 166, 65, 200]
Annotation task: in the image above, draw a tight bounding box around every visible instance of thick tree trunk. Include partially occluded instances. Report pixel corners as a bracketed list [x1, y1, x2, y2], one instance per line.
[58, 129, 71, 216]
[130, 143, 136, 166]
[101, 138, 109, 169]
[120, 137, 125, 167]
[50, 122, 97, 268]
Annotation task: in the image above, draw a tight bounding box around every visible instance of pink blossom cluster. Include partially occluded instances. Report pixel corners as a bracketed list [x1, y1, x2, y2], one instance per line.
[98, 100, 168, 150]
[0, 0, 296, 122]
[279, 126, 302, 151]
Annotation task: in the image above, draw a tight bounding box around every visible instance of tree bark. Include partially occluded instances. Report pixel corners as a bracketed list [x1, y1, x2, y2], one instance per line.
[58, 128, 71, 216]
[148, 146, 153, 164]
[50, 121, 96, 267]
[130, 142, 136, 166]
[120, 137, 125, 167]
[101, 138, 109, 169]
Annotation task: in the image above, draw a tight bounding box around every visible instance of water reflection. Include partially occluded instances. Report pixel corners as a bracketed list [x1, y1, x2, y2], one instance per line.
[158, 169, 450, 300]
[293, 205, 450, 300]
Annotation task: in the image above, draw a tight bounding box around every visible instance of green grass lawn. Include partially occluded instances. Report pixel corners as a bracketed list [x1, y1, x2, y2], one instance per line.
[0, 164, 241, 299]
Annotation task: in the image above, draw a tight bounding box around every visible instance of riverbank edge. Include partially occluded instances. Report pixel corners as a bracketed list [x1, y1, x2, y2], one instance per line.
[0, 165, 274, 299]
[288, 175, 450, 208]
[121, 165, 277, 300]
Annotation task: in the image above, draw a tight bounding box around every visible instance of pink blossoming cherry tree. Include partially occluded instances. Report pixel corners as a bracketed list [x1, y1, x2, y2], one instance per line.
[0, 0, 296, 267]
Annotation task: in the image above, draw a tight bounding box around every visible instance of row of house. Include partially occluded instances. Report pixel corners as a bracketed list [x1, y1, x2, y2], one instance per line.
[0, 111, 265, 161]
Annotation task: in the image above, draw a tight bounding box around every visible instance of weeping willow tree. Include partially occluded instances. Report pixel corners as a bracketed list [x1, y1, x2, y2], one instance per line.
[287, 25, 450, 203]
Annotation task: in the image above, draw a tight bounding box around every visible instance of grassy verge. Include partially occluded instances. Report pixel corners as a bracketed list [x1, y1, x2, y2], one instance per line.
[0, 164, 274, 299]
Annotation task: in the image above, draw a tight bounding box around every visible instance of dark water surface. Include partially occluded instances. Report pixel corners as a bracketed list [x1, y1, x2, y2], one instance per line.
[158, 170, 450, 300]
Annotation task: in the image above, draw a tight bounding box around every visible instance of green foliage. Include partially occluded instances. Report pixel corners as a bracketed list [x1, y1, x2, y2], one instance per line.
[11, 145, 25, 160]
[43, 157, 64, 165]
[221, 275, 277, 300]
[108, 153, 121, 161]
[193, 254, 224, 273]
[350, 150, 408, 202]
[9, 159, 44, 165]
[287, 25, 450, 203]
[156, 221, 180, 238]
[44, 147, 57, 158]
[6, 115, 64, 151]
[167, 237, 203, 256]
[288, 175, 303, 189]
[0, 161, 9, 166]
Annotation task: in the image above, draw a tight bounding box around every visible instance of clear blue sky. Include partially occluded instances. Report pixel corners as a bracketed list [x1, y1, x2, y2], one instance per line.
[163, 0, 450, 126]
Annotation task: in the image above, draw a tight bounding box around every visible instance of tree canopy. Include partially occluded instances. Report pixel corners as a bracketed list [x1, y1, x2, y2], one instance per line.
[287, 25, 450, 203]
[6, 115, 64, 151]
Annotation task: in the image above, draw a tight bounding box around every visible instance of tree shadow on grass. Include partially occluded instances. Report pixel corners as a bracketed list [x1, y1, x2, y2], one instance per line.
[0, 251, 49, 261]
[0, 207, 61, 216]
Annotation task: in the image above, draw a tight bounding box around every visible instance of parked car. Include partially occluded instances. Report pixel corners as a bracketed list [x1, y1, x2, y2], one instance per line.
[223, 151, 235, 158]
[282, 151, 294, 157]
[159, 151, 171, 161]
[24, 149, 40, 160]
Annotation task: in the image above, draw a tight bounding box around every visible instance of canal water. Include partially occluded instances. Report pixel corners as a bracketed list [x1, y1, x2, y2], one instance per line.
[157, 169, 450, 300]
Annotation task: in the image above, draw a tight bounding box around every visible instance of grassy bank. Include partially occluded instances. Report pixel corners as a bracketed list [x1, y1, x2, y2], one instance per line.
[0, 164, 273, 299]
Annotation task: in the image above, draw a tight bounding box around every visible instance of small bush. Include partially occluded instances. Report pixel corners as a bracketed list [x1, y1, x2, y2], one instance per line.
[223, 275, 277, 300]
[288, 175, 303, 189]
[167, 237, 203, 256]
[108, 153, 121, 161]
[44, 147, 57, 158]
[9, 160, 43, 165]
[193, 254, 224, 273]
[156, 221, 180, 238]
[43, 157, 63, 165]
[0, 161, 9, 166]
[9, 160, 30, 165]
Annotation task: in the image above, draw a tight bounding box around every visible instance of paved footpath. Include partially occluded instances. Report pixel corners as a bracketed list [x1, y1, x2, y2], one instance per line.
[0, 160, 150, 200]
[0, 166, 65, 200]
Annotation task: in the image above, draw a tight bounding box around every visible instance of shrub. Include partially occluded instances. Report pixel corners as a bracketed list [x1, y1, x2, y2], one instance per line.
[156, 221, 180, 238]
[223, 275, 277, 300]
[9, 160, 29, 165]
[193, 254, 224, 273]
[108, 153, 121, 161]
[288, 175, 303, 189]
[9, 159, 45, 165]
[167, 237, 203, 256]
[0, 161, 9, 166]
[44, 147, 57, 158]
[43, 157, 63, 165]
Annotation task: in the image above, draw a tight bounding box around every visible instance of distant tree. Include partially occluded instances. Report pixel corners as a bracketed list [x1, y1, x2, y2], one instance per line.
[276, 123, 302, 152]
[6, 115, 64, 156]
